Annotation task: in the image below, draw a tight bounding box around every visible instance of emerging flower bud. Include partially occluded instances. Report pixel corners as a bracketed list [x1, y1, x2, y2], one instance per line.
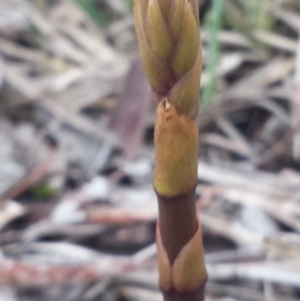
[134, 2, 207, 299]
[134, 0, 201, 118]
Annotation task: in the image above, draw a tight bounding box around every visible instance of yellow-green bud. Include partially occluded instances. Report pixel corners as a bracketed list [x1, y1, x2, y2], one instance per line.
[134, 0, 201, 118]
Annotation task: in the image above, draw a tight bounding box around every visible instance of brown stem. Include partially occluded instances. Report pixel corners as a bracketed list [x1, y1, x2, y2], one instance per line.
[163, 284, 206, 301]
[156, 185, 206, 301]
[156, 185, 198, 264]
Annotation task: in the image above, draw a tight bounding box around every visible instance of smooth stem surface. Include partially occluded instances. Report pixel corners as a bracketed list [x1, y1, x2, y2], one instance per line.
[157, 188, 198, 264]
[163, 285, 206, 301]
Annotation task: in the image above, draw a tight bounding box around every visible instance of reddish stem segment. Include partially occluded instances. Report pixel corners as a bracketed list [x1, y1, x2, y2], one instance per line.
[156, 186, 198, 264]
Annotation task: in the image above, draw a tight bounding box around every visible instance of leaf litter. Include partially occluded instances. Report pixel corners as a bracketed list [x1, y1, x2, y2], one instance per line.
[0, 0, 300, 300]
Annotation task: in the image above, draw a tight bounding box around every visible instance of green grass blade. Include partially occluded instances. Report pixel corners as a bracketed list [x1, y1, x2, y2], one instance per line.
[73, 0, 111, 28]
[202, 0, 224, 104]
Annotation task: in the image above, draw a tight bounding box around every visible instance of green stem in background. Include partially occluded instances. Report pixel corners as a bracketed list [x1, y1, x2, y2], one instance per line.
[125, 0, 134, 11]
[239, 0, 272, 31]
[202, 0, 223, 104]
[223, 0, 274, 54]
[73, 0, 111, 28]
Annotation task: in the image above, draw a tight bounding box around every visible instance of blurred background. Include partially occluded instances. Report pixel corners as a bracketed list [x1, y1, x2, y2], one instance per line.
[0, 0, 300, 300]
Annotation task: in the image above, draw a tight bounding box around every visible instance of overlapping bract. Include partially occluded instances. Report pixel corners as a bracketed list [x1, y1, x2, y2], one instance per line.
[154, 100, 198, 196]
[134, 0, 201, 118]
[156, 220, 207, 291]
